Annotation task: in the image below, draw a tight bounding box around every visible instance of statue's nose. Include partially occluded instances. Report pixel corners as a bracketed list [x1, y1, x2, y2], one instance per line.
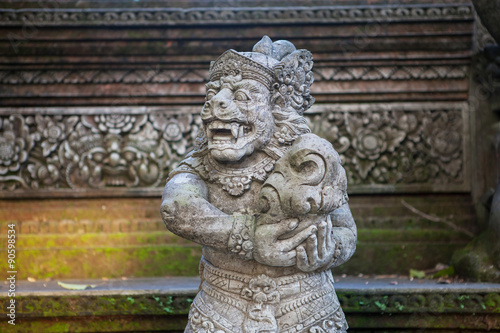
[202, 89, 235, 120]
[217, 100, 228, 109]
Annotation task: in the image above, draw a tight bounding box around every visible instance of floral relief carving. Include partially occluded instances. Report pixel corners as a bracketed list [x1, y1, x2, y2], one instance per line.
[0, 105, 466, 194]
[150, 113, 199, 156]
[422, 111, 463, 177]
[0, 113, 200, 192]
[91, 114, 146, 134]
[308, 107, 465, 186]
[0, 115, 34, 180]
[346, 112, 406, 179]
[34, 114, 78, 157]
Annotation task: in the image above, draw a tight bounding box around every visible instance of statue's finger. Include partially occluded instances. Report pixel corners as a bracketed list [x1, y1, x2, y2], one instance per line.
[280, 225, 317, 252]
[325, 214, 333, 250]
[306, 234, 318, 266]
[254, 247, 296, 267]
[296, 246, 312, 272]
[317, 221, 327, 258]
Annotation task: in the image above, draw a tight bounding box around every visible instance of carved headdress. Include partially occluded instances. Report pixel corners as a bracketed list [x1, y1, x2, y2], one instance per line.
[209, 36, 315, 118]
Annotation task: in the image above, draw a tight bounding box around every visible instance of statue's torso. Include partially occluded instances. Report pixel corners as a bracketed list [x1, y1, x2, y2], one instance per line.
[203, 179, 303, 277]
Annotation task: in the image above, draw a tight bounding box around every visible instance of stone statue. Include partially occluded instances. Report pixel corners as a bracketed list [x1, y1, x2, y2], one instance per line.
[160, 36, 357, 333]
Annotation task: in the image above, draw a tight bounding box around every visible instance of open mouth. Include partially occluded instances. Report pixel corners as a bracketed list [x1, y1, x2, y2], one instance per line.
[207, 120, 252, 144]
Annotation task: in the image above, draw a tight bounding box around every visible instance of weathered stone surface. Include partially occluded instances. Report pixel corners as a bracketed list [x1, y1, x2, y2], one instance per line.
[451, 2, 500, 282]
[160, 36, 357, 332]
[0, 0, 487, 303]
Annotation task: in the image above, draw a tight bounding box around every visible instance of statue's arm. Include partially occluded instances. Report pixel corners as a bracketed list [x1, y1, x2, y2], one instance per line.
[329, 202, 357, 267]
[160, 172, 251, 252]
[162, 172, 316, 261]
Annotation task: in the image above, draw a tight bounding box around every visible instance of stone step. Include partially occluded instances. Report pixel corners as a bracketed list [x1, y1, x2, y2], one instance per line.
[1, 277, 499, 332]
[0, 195, 475, 279]
[0, 228, 469, 279]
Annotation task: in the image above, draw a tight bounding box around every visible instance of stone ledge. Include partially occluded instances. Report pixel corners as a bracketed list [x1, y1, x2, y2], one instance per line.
[1, 276, 499, 332]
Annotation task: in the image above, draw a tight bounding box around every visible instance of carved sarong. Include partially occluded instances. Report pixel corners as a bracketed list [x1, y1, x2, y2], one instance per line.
[186, 258, 348, 333]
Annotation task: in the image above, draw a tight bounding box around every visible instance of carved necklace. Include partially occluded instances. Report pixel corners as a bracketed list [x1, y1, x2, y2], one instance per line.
[199, 153, 277, 196]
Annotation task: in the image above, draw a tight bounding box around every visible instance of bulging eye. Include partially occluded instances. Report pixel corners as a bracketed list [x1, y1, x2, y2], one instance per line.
[206, 90, 217, 101]
[234, 91, 249, 101]
[92, 152, 105, 163]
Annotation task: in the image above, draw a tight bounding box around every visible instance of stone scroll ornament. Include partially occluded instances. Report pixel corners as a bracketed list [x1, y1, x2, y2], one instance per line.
[161, 36, 357, 333]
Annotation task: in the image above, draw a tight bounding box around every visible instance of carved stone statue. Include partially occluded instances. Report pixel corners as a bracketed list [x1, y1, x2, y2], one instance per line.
[160, 36, 357, 333]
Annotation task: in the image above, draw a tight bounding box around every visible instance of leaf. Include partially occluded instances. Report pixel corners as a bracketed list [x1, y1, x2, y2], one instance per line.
[57, 281, 97, 290]
[409, 269, 426, 279]
[433, 266, 455, 278]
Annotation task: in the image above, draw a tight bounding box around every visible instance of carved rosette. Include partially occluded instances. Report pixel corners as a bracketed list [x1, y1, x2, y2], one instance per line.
[0, 116, 34, 182]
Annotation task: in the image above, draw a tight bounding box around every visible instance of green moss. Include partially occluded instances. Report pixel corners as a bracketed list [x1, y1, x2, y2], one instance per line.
[484, 294, 500, 312]
[374, 300, 387, 312]
[1, 245, 201, 279]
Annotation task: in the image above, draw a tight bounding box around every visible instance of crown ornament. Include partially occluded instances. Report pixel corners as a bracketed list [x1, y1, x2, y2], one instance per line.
[208, 35, 315, 116]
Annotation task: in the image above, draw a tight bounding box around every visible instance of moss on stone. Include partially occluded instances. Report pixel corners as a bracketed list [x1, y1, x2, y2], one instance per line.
[452, 233, 500, 283]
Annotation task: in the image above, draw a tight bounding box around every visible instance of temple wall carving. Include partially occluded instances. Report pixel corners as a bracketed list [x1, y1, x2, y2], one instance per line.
[0, 1, 475, 197]
[0, 0, 482, 282]
[0, 102, 469, 196]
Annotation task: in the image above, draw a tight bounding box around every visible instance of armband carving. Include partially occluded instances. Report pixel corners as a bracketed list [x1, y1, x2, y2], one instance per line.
[228, 215, 255, 260]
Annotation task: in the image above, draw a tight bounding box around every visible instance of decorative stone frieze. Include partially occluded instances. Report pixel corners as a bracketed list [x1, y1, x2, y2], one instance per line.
[0, 4, 473, 27]
[0, 65, 468, 85]
[0, 111, 200, 194]
[309, 103, 468, 190]
[0, 101, 469, 196]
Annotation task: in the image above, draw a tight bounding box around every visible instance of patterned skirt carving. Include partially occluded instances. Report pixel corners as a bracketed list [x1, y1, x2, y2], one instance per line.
[185, 258, 348, 333]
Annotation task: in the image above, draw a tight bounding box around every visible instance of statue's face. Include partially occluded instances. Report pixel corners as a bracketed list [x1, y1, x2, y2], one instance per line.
[200, 78, 274, 163]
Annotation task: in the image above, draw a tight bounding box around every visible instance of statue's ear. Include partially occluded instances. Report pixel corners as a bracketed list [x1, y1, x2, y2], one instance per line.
[285, 133, 346, 215]
[285, 133, 331, 186]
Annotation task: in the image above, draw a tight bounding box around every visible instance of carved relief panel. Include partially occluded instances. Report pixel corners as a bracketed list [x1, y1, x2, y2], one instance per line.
[0, 110, 201, 195]
[0, 102, 469, 197]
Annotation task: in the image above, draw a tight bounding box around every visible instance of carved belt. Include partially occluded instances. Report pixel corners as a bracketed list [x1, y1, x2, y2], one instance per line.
[198, 257, 340, 318]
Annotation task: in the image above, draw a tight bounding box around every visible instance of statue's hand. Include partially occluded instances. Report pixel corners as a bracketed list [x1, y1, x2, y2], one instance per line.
[296, 215, 338, 272]
[253, 215, 318, 267]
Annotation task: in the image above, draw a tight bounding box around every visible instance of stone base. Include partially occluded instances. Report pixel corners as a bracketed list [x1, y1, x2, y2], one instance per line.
[1, 276, 499, 332]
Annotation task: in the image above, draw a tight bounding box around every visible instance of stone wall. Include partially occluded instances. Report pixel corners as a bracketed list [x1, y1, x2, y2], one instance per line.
[0, 0, 479, 278]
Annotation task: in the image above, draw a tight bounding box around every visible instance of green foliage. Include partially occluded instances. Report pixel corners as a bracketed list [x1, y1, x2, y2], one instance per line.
[409, 269, 426, 279]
